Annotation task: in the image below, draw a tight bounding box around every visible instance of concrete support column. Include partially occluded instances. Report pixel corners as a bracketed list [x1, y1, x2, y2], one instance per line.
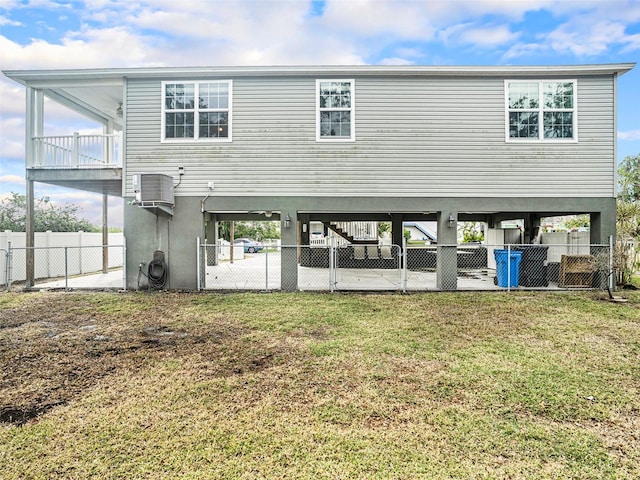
[523, 214, 532, 244]
[280, 209, 298, 291]
[531, 216, 542, 244]
[590, 203, 616, 245]
[522, 214, 542, 244]
[204, 214, 216, 242]
[391, 215, 404, 247]
[437, 210, 457, 290]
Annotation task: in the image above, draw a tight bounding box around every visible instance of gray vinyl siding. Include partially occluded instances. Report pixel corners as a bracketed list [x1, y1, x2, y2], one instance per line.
[124, 74, 615, 198]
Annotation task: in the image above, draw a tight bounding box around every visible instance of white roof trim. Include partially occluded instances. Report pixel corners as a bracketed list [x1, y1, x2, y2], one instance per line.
[4, 63, 635, 84]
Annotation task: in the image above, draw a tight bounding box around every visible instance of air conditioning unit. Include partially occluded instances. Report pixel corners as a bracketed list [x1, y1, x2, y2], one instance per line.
[133, 174, 174, 206]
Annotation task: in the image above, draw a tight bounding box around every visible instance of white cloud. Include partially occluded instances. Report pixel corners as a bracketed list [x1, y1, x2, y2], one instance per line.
[0, 15, 21, 26]
[620, 32, 640, 53]
[0, 116, 24, 159]
[619, 130, 640, 141]
[0, 27, 159, 70]
[547, 20, 628, 56]
[440, 23, 519, 48]
[460, 25, 519, 47]
[0, 0, 23, 10]
[535, 1, 640, 58]
[1, 0, 634, 71]
[0, 79, 26, 116]
[319, 0, 558, 39]
[501, 41, 546, 61]
[0, 174, 24, 185]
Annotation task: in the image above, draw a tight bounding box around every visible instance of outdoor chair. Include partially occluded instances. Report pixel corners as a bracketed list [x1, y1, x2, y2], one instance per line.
[366, 245, 380, 259]
[380, 245, 393, 259]
[353, 245, 366, 260]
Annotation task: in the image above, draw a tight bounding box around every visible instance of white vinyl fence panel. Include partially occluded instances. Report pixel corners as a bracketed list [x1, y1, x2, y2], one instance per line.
[0, 231, 124, 283]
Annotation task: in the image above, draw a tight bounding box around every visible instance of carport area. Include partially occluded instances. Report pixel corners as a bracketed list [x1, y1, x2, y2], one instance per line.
[201, 201, 614, 293]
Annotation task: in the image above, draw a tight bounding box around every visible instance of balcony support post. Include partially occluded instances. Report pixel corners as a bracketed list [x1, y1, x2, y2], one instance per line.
[25, 179, 35, 288]
[102, 194, 109, 274]
[24, 86, 42, 288]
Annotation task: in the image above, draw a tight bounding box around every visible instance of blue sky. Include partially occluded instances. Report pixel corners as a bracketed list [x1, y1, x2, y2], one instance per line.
[1, 0, 639, 227]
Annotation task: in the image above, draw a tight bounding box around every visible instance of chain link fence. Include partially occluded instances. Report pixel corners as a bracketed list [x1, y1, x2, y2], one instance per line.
[0, 249, 8, 290]
[198, 241, 612, 292]
[1, 240, 610, 293]
[2, 245, 125, 291]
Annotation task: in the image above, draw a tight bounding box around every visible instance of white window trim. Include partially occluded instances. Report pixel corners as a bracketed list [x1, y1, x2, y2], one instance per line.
[161, 80, 233, 143]
[316, 79, 356, 142]
[504, 79, 578, 143]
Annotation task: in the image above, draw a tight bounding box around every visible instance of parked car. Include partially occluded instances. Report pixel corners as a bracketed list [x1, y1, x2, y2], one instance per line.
[234, 238, 263, 253]
[310, 231, 325, 240]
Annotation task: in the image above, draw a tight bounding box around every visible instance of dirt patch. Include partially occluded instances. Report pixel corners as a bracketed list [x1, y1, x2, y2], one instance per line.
[0, 292, 289, 426]
[0, 402, 66, 426]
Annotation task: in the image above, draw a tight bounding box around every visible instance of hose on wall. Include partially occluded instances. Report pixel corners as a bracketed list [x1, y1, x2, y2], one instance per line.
[147, 250, 168, 290]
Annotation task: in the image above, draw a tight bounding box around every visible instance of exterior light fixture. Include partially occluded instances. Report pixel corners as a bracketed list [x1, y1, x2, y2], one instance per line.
[447, 213, 455, 228]
[284, 213, 291, 229]
[116, 103, 123, 117]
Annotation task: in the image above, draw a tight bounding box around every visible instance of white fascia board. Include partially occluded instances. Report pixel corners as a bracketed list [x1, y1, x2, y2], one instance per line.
[3, 63, 636, 83]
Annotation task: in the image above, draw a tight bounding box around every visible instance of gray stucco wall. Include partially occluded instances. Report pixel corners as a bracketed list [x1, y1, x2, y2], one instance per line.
[125, 196, 203, 290]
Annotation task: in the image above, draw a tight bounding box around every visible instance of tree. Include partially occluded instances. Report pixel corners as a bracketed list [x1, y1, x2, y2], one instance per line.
[615, 200, 640, 286]
[235, 221, 280, 241]
[618, 154, 640, 203]
[561, 214, 590, 231]
[615, 154, 640, 285]
[0, 192, 98, 232]
[461, 222, 484, 243]
[219, 221, 280, 241]
[377, 222, 391, 237]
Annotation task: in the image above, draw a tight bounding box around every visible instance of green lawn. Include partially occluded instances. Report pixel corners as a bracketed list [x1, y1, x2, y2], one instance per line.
[1, 290, 639, 479]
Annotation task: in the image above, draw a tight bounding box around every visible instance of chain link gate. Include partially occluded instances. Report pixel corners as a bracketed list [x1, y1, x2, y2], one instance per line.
[198, 239, 403, 292]
[332, 243, 403, 291]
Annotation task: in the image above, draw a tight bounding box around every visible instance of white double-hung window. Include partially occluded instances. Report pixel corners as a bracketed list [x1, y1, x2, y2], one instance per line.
[317, 79, 355, 141]
[162, 80, 232, 142]
[506, 80, 577, 142]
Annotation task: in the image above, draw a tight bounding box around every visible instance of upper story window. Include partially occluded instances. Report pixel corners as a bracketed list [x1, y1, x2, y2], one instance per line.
[317, 79, 355, 141]
[162, 80, 232, 142]
[506, 80, 577, 142]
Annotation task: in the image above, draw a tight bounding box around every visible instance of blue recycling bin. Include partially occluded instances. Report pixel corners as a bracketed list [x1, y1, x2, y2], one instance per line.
[494, 249, 523, 288]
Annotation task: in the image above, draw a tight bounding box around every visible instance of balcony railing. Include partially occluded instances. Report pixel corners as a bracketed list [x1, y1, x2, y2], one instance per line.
[30, 133, 122, 169]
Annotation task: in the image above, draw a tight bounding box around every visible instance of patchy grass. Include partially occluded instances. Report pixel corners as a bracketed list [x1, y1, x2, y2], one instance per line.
[1, 290, 639, 479]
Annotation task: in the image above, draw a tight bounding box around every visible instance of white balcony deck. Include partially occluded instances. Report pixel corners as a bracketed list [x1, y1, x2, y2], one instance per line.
[27, 133, 123, 196]
[30, 133, 121, 169]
